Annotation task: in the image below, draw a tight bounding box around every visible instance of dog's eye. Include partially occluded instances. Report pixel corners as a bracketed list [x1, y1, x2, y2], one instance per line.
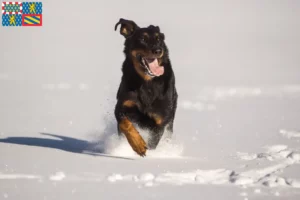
[156, 37, 160, 42]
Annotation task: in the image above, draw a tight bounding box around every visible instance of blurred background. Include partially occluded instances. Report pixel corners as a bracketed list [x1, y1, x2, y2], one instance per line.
[0, 0, 299, 139]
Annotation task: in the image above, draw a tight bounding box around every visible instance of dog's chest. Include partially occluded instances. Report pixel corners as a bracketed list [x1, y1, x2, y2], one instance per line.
[137, 81, 164, 109]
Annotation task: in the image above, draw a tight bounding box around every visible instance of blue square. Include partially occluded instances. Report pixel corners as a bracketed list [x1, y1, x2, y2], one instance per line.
[2, 14, 22, 26]
[22, 2, 43, 14]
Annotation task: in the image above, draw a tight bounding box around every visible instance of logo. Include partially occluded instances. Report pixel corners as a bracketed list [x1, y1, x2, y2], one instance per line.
[22, 14, 41, 26]
[2, 2, 42, 27]
[2, 14, 22, 26]
[2, 2, 22, 14]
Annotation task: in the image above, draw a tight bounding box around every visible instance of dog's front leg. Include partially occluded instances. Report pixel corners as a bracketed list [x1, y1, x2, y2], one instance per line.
[115, 100, 147, 157]
[119, 117, 147, 156]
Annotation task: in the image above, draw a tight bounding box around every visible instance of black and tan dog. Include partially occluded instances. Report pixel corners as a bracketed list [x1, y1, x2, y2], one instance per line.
[114, 18, 178, 157]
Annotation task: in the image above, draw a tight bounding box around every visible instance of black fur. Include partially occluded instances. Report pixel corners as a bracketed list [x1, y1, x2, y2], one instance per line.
[114, 18, 178, 152]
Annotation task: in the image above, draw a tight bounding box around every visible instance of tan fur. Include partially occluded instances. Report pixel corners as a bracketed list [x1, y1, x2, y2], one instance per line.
[119, 118, 147, 156]
[143, 32, 149, 37]
[148, 113, 163, 125]
[123, 100, 136, 107]
[131, 50, 153, 81]
[121, 27, 128, 36]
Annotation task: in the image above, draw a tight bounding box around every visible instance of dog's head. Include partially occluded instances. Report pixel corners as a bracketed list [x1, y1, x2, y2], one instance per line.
[115, 18, 168, 80]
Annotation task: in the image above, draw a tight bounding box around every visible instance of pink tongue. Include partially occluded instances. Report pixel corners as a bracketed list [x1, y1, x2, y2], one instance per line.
[148, 59, 164, 76]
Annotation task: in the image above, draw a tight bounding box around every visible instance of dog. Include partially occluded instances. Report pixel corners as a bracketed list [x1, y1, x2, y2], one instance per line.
[114, 18, 178, 157]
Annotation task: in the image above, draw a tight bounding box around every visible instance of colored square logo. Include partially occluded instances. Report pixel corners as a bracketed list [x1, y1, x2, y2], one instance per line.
[2, 14, 22, 26]
[22, 14, 42, 26]
[22, 2, 42, 14]
[2, 2, 22, 15]
[2, 2, 42, 27]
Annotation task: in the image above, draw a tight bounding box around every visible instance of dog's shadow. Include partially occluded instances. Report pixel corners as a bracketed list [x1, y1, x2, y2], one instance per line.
[0, 123, 133, 160]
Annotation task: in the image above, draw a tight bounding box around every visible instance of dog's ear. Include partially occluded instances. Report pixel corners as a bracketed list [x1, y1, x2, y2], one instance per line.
[160, 33, 165, 40]
[148, 25, 160, 32]
[114, 18, 139, 38]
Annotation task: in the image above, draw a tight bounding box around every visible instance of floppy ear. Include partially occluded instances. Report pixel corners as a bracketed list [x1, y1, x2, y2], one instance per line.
[114, 18, 139, 38]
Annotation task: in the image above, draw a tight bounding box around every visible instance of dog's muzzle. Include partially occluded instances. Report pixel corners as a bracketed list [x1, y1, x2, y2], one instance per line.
[136, 54, 164, 77]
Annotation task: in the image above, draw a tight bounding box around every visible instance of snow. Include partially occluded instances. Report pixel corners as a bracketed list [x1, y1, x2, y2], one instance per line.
[104, 144, 300, 188]
[0, 173, 40, 180]
[1, 0, 300, 199]
[49, 172, 66, 181]
[280, 129, 300, 139]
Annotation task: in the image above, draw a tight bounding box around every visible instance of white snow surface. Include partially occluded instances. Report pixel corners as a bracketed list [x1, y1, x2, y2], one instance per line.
[1, 0, 300, 199]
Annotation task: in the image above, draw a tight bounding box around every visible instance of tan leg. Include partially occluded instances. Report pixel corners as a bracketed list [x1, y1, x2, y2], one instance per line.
[119, 117, 147, 156]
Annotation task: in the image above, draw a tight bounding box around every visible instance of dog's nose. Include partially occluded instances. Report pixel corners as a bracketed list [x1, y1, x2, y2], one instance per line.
[153, 48, 162, 56]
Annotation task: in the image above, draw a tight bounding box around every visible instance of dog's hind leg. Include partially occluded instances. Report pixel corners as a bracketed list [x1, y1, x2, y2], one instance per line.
[147, 126, 165, 150]
[161, 121, 173, 144]
[166, 121, 174, 133]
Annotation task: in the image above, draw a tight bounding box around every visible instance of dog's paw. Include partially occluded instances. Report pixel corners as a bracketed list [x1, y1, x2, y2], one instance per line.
[126, 132, 147, 157]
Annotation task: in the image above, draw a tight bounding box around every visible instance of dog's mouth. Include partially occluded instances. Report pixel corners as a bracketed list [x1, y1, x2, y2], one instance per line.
[136, 54, 164, 77]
